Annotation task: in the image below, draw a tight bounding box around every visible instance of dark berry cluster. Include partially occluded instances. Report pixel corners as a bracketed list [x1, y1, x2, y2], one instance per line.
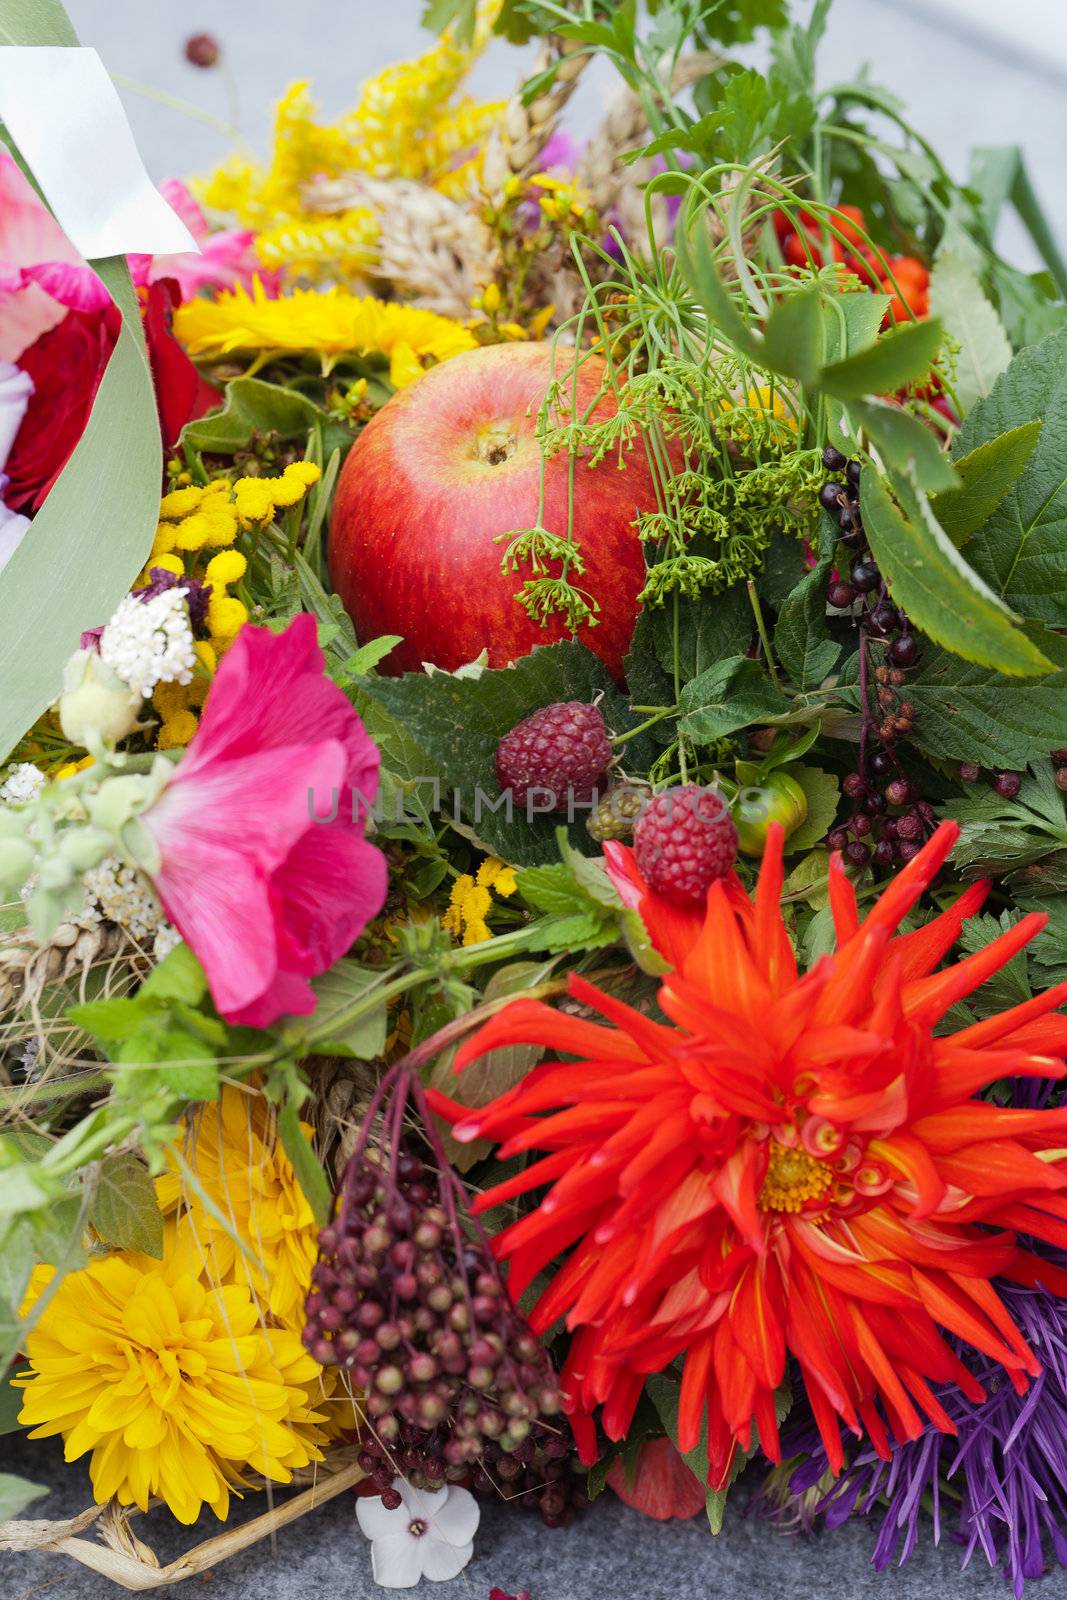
[302, 1065, 569, 1522]
[357, 1415, 590, 1528]
[832, 759, 936, 871]
[821, 446, 921, 710]
[959, 763, 1055, 798]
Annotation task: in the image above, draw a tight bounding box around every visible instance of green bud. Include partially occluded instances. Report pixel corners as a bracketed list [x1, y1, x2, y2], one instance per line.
[119, 816, 161, 877]
[37, 854, 75, 892]
[59, 649, 140, 749]
[735, 771, 809, 857]
[0, 807, 30, 839]
[0, 836, 35, 894]
[57, 826, 112, 874]
[87, 773, 155, 835]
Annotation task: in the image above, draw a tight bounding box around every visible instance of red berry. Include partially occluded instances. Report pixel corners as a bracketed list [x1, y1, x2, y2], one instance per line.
[496, 701, 612, 812]
[884, 778, 913, 808]
[632, 785, 737, 905]
[828, 581, 856, 609]
[994, 771, 1023, 800]
[959, 762, 982, 784]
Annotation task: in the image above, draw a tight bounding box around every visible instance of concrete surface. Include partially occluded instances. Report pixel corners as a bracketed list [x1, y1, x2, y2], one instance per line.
[0, 1428, 1033, 1599]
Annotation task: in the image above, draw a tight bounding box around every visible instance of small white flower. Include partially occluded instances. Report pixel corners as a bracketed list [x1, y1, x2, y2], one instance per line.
[356, 1481, 479, 1590]
[0, 763, 45, 807]
[151, 923, 182, 961]
[100, 588, 196, 699]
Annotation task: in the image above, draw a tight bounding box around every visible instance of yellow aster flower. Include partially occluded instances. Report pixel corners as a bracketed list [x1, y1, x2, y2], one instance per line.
[174, 281, 477, 373]
[205, 549, 247, 586]
[155, 1086, 318, 1325]
[14, 1244, 322, 1525]
[476, 857, 517, 896]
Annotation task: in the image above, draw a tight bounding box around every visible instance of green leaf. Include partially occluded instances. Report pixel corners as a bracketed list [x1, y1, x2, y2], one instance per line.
[929, 253, 1011, 415]
[954, 328, 1067, 624]
[137, 943, 206, 1006]
[67, 996, 146, 1043]
[298, 962, 388, 1059]
[785, 766, 840, 853]
[846, 397, 960, 493]
[933, 423, 1042, 546]
[679, 656, 790, 743]
[773, 557, 840, 690]
[180, 377, 323, 454]
[860, 466, 1050, 675]
[277, 1102, 332, 1227]
[819, 317, 943, 400]
[0, 1368, 23, 1434]
[356, 642, 641, 866]
[90, 1152, 163, 1257]
[906, 647, 1067, 768]
[761, 286, 827, 389]
[0, 0, 78, 45]
[0, 1220, 33, 1318]
[31, 1193, 85, 1269]
[0, 1472, 47, 1520]
[0, 256, 160, 762]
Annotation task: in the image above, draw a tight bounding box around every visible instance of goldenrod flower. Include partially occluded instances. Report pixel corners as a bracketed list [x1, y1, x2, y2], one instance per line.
[14, 1241, 325, 1524]
[155, 1086, 318, 1324]
[174, 281, 476, 382]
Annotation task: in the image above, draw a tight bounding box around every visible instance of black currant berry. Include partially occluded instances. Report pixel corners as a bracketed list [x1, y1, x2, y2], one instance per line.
[994, 771, 1023, 799]
[822, 446, 848, 471]
[820, 481, 849, 511]
[828, 580, 855, 609]
[888, 635, 919, 668]
[850, 559, 880, 593]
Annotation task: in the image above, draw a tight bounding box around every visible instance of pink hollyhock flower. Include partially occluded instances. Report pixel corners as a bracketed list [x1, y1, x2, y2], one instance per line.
[141, 614, 387, 1027]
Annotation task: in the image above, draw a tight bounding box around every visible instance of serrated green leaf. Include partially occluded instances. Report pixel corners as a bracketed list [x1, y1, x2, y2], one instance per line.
[860, 466, 1050, 675]
[819, 317, 943, 399]
[785, 766, 840, 853]
[679, 656, 790, 743]
[933, 422, 1042, 546]
[929, 253, 1011, 415]
[66, 996, 146, 1042]
[180, 377, 323, 454]
[846, 397, 960, 493]
[906, 647, 1067, 768]
[277, 1102, 331, 1226]
[298, 961, 388, 1059]
[773, 557, 840, 690]
[954, 327, 1067, 624]
[137, 942, 206, 1006]
[761, 285, 827, 388]
[90, 1152, 163, 1257]
[0, 1220, 33, 1318]
[356, 642, 641, 866]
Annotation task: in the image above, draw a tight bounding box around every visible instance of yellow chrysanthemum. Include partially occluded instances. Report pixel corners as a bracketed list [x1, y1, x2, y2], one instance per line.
[174, 281, 477, 381]
[14, 1241, 325, 1524]
[155, 1086, 318, 1324]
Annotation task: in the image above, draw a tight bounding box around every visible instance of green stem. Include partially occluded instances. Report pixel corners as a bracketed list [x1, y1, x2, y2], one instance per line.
[746, 579, 779, 687]
[612, 707, 677, 745]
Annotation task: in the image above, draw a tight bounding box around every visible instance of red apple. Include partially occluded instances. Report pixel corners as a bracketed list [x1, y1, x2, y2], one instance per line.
[329, 342, 662, 680]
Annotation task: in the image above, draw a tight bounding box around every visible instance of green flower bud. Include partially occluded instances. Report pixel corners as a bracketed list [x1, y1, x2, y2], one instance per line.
[38, 854, 75, 892]
[57, 826, 112, 875]
[735, 771, 809, 857]
[59, 649, 140, 750]
[87, 774, 155, 835]
[0, 836, 35, 894]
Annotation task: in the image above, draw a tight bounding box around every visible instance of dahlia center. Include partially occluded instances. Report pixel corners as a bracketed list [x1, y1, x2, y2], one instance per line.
[759, 1139, 833, 1214]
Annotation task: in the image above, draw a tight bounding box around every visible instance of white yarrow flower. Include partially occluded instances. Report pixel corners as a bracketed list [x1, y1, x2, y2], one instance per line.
[100, 588, 196, 699]
[355, 1481, 479, 1589]
[83, 856, 166, 942]
[0, 763, 45, 806]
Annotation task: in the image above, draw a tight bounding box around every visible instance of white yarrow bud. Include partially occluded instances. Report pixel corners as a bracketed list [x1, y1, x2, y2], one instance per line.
[83, 856, 167, 942]
[100, 588, 196, 699]
[59, 651, 140, 749]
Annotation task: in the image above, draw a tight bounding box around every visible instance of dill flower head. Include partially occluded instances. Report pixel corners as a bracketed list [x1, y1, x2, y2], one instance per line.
[15, 1236, 327, 1524]
[156, 1085, 318, 1322]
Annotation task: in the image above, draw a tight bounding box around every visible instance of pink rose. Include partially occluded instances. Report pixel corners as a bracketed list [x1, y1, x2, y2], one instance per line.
[142, 614, 387, 1026]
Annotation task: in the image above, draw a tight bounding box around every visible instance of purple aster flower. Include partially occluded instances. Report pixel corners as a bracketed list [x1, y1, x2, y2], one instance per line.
[137, 566, 212, 634]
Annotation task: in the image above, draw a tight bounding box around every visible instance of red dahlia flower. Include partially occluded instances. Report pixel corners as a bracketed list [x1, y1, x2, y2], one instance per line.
[430, 824, 1067, 1490]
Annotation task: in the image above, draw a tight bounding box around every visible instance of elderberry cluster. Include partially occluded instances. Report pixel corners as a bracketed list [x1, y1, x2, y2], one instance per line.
[833, 757, 936, 871]
[820, 445, 920, 685]
[301, 1068, 569, 1523]
[357, 1416, 590, 1528]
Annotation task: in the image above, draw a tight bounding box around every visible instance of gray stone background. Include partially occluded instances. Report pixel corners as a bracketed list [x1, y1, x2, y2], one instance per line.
[4, 1, 1067, 1594]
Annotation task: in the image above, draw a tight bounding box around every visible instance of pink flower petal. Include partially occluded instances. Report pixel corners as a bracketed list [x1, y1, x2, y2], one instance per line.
[22, 260, 110, 312]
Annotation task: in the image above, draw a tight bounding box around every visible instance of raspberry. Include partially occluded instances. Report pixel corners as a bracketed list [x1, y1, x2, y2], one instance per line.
[496, 702, 612, 812]
[633, 785, 737, 904]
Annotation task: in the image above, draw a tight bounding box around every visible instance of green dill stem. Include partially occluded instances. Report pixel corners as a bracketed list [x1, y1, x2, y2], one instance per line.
[746, 578, 779, 687]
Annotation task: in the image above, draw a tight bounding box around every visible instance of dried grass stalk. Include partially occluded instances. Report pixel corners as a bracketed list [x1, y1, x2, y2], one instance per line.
[0, 1459, 364, 1591]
